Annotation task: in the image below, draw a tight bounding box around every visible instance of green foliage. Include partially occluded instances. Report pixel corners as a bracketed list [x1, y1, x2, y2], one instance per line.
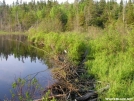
[11, 77, 42, 100]
[22, 12, 37, 30]
[28, 28, 134, 99]
[1, 0, 134, 100]
[85, 29, 134, 99]
[27, 24, 134, 100]
[1, 0, 134, 32]
[125, 2, 134, 25]
[42, 90, 57, 101]
[79, 12, 85, 26]
[28, 32, 87, 65]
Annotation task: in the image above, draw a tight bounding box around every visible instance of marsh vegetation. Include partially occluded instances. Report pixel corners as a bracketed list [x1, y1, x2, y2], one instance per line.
[0, 0, 134, 100]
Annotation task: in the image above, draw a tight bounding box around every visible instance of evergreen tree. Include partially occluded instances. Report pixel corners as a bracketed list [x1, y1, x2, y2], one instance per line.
[125, 0, 134, 24]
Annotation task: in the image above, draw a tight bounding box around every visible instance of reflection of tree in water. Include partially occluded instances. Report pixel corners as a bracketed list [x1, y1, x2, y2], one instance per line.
[0, 35, 46, 64]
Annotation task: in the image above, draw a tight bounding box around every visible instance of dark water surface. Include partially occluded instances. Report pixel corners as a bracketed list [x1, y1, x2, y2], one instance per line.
[0, 35, 53, 99]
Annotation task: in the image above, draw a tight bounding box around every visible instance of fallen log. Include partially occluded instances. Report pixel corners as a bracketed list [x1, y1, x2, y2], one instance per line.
[75, 84, 110, 101]
[49, 94, 66, 99]
[98, 84, 110, 93]
[76, 91, 98, 101]
[90, 98, 98, 101]
[33, 94, 66, 101]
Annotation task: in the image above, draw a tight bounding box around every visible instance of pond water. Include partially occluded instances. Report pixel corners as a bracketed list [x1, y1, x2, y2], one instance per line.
[0, 35, 53, 100]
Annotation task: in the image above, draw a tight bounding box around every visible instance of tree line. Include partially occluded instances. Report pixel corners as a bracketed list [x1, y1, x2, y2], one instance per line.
[0, 0, 134, 32]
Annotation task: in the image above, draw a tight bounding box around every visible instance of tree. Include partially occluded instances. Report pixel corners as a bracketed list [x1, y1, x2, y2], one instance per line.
[125, 0, 134, 25]
[22, 12, 37, 30]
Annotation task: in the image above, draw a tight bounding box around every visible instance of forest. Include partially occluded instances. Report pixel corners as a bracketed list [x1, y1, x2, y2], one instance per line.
[0, 0, 134, 32]
[0, 0, 134, 101]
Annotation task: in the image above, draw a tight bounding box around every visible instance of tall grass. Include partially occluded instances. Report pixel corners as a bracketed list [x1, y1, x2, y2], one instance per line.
[28, 28, 134, 100]
[28, 32, 87, 65]
[85, 29, 134, 99]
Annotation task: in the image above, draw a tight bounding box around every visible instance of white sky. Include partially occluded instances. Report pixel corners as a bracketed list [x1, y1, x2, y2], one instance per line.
[0, 0, 126, 5]
[0, 0, 74, 5]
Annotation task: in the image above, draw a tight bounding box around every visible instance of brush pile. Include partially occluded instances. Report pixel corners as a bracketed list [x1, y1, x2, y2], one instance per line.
[42, 54, 101, 101]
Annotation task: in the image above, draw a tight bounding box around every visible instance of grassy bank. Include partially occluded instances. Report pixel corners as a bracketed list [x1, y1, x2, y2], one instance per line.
[28, 32, 88, 65]
[28, 29, 134, 100]
[85, 29, 134, 99]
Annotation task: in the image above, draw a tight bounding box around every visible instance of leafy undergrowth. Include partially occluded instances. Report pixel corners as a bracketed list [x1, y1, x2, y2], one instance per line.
[28, 29, 134, 100]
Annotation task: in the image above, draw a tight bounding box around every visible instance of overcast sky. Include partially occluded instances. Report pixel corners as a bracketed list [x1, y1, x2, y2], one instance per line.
[0, 0, 74, 5]
[0, 0, 124, 4]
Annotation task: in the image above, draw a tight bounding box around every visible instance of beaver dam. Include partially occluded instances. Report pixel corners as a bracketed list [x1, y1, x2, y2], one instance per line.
[0, 34, 109, 101]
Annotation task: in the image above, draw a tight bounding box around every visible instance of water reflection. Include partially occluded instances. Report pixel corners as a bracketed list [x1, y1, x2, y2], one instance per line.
[0, 35, 52, 99]
[0, 35, 45, 63]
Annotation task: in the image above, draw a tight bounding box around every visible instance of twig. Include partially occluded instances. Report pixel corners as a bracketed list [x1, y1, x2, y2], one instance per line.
[23, 69, 49, 82]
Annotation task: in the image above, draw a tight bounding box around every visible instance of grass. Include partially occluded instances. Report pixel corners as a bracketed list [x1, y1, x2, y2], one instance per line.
[28, 28, 134, 100]
[28, 32, 88, 65]
[85, 29, 134, 99]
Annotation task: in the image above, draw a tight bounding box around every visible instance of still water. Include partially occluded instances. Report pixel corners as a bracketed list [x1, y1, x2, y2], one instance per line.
[0, 35, 53, 100]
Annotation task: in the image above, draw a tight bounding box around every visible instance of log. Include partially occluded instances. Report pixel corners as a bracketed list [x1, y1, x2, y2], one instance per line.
[33, 94, 66, 101]
[33, 99, 42, 101]
[49, 94, 66, 99]
[76, 91, 97, 101]
[89, 98, 98, 101]
[75, 84, 110, 101]
[98, 84, 110, 93]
